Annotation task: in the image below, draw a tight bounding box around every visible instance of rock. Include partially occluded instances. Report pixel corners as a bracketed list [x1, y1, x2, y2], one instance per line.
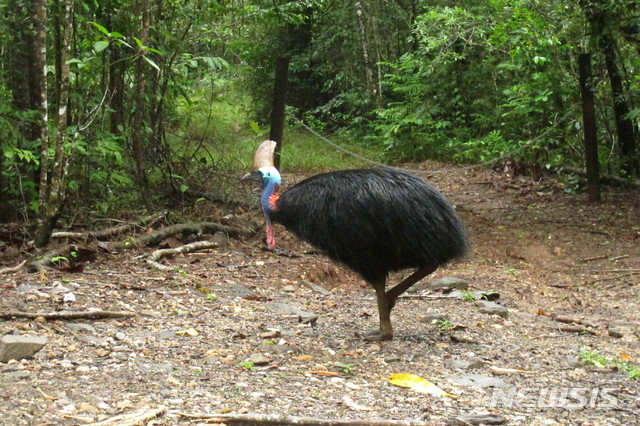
[412, 276, 469, 292]
[66, 323, 96, 333]
[608, 328, 624, 338]
[424, 313, 449, 323]
[475, 300, 508, 318]
[429, 276, 469, 290]
[453, 414, 507, 425]
[227, 284, 258, 299]
[247, 353, 270, 366]
[450, 358, 487, 370]
[267, 302, 318, 325]
[134, 359, 174, 373]
[447, 373, 507, 388]
[301, 280, 332, 296]
[0, 335, 48, 362]
[157, 330, 176, 340]
[76, 336, 109, 347]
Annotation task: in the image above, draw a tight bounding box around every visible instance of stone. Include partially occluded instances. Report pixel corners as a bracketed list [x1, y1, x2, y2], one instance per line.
[247, 353, 270, 366]
[475, 300, 509, 318]
[447, 373, 507, 388]
[66, 323, 96, 333]
[608, 328, 624, 338]
[450, 358, 487, 370]
[267, 302, 318, 325]
[301, 280, 332, 296]
[424, 313, 449, 323]
[411, 276, 468, 292]
[0, 335, 48, 362]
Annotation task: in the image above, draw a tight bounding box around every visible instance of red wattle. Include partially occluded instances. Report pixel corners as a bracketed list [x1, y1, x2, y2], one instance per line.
[266, 224, 276, 249]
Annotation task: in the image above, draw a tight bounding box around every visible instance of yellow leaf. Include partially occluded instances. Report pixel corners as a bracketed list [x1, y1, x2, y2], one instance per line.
[620, 353, 632, 362]
[175, 327, 199, 337]
[389, 373, 454, 398]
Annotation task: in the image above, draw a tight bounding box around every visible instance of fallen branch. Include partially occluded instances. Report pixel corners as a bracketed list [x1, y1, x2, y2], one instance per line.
[147, 240, 221, 271]
[0, 310, 136, 320]
[87, 406, 166, 426]
[0, 260, 27, 275]
[174, 412, 429, 426]
[28, 244, 97, 272]
[51, 212, 166, 241]
[561, 166, 640, 188]
[556, 324, 598, 335]
[114, 222, 253, 250]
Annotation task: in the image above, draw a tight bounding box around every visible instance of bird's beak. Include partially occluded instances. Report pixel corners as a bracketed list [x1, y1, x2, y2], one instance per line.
[241, 170, 262, 182]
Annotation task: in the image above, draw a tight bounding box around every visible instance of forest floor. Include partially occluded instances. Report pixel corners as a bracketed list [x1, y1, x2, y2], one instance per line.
[0, 162, 639, 426]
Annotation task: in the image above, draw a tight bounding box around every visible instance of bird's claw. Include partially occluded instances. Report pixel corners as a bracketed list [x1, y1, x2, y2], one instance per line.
[363, 329, 393, 342]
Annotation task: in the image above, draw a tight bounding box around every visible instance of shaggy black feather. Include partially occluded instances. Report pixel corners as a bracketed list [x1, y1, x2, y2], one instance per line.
[270, 168, 468, 284]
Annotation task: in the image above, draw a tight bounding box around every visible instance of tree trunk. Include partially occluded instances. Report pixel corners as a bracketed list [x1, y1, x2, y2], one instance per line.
[131, 0, 153, 210]
[582, 0, 638, 176]
[354, 0, 378, 102]
[578, 53, 601, 202]
[31, 0, 50, 211]
[600, 34, 638, 175]
[34, 0, 75, 248]
[270, 57, 289, 170]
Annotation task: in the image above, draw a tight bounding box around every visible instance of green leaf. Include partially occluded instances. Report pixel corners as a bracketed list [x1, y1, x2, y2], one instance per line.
[90, 22, 110, 36]
[94, 40, 109, 52]
[250, 121, 261, 134]
[142, 55, 160, 71]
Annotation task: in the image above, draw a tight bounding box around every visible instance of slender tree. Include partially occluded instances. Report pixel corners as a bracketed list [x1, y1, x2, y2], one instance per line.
[130, 0, 153, 210]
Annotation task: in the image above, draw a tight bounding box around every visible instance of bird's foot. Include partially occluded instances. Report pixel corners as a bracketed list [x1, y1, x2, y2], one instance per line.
[363, 329, 393, 342]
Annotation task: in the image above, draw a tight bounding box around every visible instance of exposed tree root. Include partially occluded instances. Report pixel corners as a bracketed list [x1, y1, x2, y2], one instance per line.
[561, 166, 640, 188]
[147, 240, 222, 270]
[29, 243, 97, 272]
[51, 212, 166, 241]
[0, 310, 136, 320]
[114, 221, 253, 250]
[0, 260, 27, 275]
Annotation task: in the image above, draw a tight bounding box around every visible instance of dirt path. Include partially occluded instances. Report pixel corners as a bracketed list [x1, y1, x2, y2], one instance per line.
[1, 165, 639, 425]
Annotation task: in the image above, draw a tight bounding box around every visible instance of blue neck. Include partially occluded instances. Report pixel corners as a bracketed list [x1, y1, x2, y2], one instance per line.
[261, 180, 278, 216]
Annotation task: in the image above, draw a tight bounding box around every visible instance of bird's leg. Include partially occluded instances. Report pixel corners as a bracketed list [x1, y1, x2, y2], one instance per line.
[364, 280, 394, 341]
[386, 264, 437, 309]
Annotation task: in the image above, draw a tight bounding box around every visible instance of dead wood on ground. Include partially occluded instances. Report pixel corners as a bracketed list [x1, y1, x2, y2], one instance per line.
[51, 212, 166, 241]
[0, 310, 136, 320]
[147, 240, 222, 270]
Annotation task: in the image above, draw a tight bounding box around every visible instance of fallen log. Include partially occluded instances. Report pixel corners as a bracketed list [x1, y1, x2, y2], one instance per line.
[147, 240, 222, 270]
[174, 412, 430, 426]
[114, 221, 251, 250]
[87, 406, 166, 426]
[561, 166, 640, 188]
[51, 212, 166, 241]
[0, 310, 136, 320]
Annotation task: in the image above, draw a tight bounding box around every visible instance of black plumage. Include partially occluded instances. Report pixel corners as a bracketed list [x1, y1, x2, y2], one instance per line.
[271, 169, 468, 285]
[249, 140, 469, 340]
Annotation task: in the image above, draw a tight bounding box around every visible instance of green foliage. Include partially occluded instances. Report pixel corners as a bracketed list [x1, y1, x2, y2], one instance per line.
[0, 0, 639, 223]
[579, 347, 640, 380]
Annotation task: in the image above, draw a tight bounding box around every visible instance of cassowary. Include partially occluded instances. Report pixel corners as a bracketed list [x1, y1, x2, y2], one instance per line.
[246, 140, 469, 341]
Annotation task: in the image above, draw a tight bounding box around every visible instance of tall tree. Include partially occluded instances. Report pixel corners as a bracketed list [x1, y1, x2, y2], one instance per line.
[34, 0, 75, 247]
[130, 0, 153, 209]
[582, 0, 638, 175]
